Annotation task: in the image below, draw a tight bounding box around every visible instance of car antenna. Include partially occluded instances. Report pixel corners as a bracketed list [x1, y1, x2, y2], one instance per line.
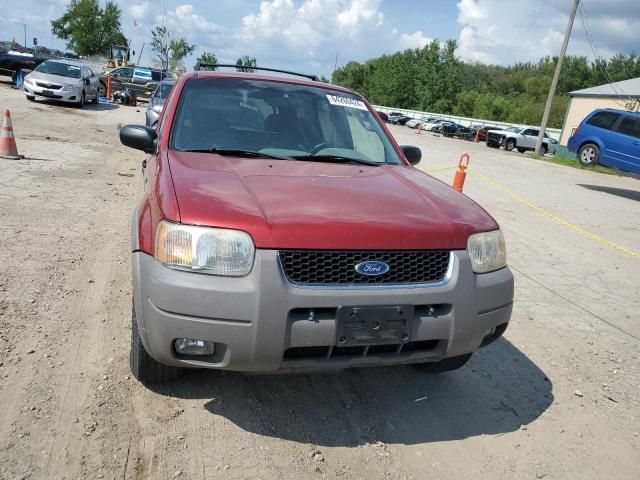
[193, 62, 318, 81]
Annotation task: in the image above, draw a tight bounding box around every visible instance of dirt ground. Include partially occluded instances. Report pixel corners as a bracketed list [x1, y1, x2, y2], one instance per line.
[0, 82, 639, 480]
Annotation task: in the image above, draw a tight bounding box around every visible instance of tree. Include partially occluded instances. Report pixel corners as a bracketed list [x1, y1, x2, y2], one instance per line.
[150, 26, 195, 73]
[51, 0, 127, 56]
[236, 56, 257, 72]
[169, 38, 196, 72]
[196, 51, 218, 70]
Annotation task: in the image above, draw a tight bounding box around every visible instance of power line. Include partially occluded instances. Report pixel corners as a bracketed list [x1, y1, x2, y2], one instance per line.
[577, 0, 636, 109]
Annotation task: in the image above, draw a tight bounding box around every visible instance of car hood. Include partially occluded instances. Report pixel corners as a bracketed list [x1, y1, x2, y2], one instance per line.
[167, 152, 498, 250]
[27, 71, 81, 86]
[487, 129, 508, 135]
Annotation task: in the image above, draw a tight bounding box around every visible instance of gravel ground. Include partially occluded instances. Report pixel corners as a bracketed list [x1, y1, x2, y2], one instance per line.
[0, 83, 638, 480]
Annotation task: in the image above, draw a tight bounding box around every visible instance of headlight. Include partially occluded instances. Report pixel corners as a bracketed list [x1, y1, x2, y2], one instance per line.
[155, 221, 255, 276]
[467, 230, 507, 273]
[61, 84, 77, 92]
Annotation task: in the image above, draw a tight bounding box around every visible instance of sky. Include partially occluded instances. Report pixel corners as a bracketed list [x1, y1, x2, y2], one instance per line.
[0, 0, 638, 77]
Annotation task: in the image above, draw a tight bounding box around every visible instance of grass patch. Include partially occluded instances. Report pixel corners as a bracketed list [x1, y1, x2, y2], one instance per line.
[529, 153, 619, 175]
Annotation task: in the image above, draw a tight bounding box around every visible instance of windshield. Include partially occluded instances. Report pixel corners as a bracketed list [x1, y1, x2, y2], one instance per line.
[171, 78, 401, 164]
[35, 60, 81, 79]
[157, 83, 174, 100]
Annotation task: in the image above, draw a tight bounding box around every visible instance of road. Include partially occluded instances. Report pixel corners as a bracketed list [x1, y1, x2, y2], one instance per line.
[0, 86, 638, 480]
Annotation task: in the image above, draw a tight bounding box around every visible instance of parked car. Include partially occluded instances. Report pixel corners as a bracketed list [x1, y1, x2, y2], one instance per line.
[568, 109, 640, 174]
[433, 121, 457, 134]
[98, 66, 173, 98]
[486, 127, 557, 155]
[406, 116, 435, 129]
[118, 68, 513, 383]
[420, 119, 448, 132]
[146, 78, 176, 127]
[441, 123, 475, 139]
[22, 59, 99, 107]
[394, 115, 412, 125]
[0, 49, 42, 83]
[376, 110, 389, 122]
[470, 125, 498, 142]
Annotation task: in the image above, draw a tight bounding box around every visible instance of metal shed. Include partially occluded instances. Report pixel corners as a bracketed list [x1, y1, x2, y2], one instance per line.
[559, 77, 640, 147]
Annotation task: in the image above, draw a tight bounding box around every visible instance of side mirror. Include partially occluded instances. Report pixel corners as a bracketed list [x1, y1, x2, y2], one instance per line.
[120, 125, 157, 154]
[401, 145, 422, 165]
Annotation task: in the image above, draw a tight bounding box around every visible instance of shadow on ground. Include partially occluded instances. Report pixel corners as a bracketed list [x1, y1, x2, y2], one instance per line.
[577, 184, 640, 202]
[147, 338, 553, 446]
[26, 98, 120, 111]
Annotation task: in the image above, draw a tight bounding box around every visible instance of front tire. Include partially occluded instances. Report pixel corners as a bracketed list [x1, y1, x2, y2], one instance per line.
[412, 353, 472, 373]
[76, 91, 85, 108]
[505, 139, 516, 151]
[26, 95, 35, 101]
[517, 148, 526, 153]
[98, 81, 107, 98]
[578, 143, 600, 166]
[130, 301, 181, 383]
[539, 144, 548, 156]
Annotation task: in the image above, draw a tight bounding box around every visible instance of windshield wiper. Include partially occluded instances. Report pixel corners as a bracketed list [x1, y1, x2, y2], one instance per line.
[180, 148, 293, 160]
[291, 154, 381, 166]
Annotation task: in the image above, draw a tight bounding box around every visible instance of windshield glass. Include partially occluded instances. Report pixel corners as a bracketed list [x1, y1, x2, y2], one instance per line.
[157, 83, 174, 100]
[35, 60, 81, 79]
[171, 78, 401, 164]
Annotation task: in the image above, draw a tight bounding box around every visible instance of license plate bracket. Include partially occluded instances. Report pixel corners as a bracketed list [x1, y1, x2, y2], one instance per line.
[41, 89, 54, 97]
[336, 305, 414, 346]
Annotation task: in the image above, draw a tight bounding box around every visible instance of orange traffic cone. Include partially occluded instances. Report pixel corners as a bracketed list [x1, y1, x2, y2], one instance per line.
[452, 153, 470, 192]
[0, 110, 20, 159]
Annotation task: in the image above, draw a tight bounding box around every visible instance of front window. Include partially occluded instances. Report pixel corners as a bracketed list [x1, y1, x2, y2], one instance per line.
[170, 78, 401, 165]
[112, 67, 133, 79]
[586, 111, 619, 130]
[35, 60, 81, 79]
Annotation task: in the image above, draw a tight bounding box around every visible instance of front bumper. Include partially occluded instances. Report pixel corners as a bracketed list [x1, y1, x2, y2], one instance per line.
[133, 250, 514, 372]
[23, 82, 81, 102]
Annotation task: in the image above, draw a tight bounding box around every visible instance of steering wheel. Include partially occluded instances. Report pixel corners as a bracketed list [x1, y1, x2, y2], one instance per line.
[310, 143, 334, 155]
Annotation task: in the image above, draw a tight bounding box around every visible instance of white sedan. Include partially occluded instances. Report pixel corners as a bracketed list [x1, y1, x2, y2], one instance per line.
[23, 59, 99, 108]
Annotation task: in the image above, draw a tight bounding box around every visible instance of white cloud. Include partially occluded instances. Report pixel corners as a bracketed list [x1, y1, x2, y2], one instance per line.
[398, 30, 433, 50]
[456, 0, 640, 65]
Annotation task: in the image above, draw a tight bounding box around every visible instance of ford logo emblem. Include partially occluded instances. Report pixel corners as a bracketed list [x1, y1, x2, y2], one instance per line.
[355, 260, 390, 276]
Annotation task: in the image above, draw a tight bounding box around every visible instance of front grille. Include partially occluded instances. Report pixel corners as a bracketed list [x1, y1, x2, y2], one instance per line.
[278, 250, 450, 285]
[487, 132, 503, 144]
[283, 340, 440, 360]
[36, 82, 63, 90]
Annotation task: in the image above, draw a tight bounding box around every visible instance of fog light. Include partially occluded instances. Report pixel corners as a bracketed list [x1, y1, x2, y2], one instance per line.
[174, 338, 215, 356]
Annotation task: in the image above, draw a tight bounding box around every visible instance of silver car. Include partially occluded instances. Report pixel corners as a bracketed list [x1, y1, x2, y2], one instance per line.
[146, 78, 175, 127]
[23, 59, 99, 107]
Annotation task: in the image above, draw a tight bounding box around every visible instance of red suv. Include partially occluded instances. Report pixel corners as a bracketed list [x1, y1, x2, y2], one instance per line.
[120, 68, 513, 383]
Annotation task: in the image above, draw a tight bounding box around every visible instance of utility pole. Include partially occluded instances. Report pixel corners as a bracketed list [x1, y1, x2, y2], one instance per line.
[535, 0, 579, 154]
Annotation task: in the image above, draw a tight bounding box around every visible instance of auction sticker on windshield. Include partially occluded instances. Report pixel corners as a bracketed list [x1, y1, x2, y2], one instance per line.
[326, 94, 368, 111]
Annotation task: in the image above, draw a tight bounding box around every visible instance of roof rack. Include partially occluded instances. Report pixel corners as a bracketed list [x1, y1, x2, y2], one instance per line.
[194, 62, 318, 81]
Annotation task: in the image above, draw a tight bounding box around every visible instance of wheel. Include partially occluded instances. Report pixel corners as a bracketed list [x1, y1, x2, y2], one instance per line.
[98, 81, 107, 98]
[91, 93, 98, 104]
[26, 95, 35, 101]
[539, 144, 548, 156]
[130, 300, 181, 383]
[505, 139, 516, 151]
[517, 148, 526, 153]
[76, 91, 85, 108]
[412, 353, 472, 373]
[577, 143, 600, 166]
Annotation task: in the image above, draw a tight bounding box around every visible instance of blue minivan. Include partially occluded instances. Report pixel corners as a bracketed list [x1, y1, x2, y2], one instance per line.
[568, 109, 640, 174]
